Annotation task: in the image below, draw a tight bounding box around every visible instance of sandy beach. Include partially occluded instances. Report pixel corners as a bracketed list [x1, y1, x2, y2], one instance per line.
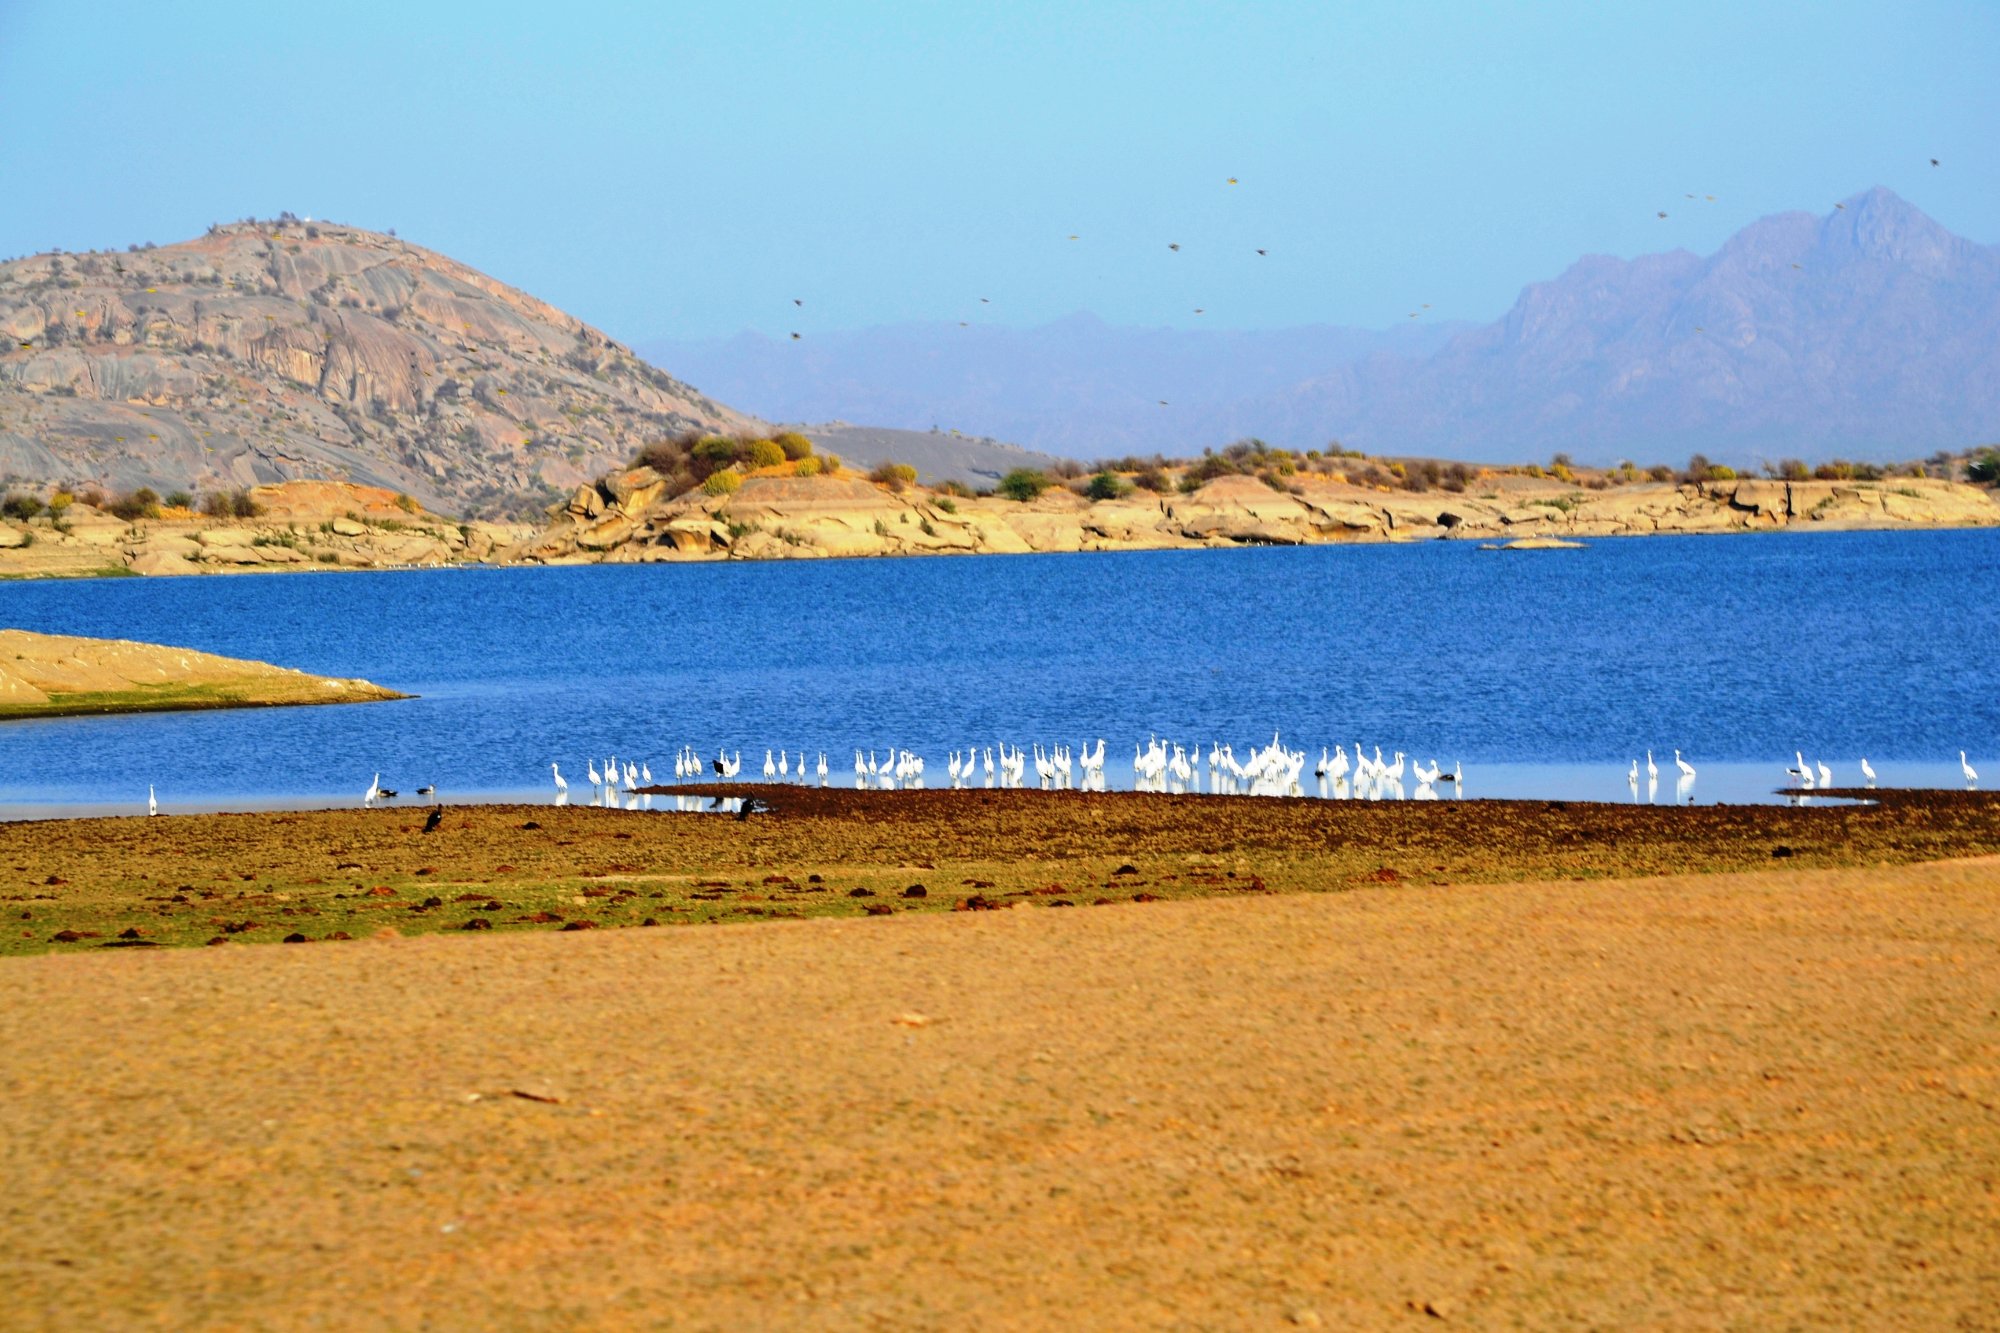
[2, 791, 1998, 1326]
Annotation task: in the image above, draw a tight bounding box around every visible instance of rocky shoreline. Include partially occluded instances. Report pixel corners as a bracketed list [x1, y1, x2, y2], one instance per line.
[517, 468, 2000, 564]
[2, 471, 1993, 579]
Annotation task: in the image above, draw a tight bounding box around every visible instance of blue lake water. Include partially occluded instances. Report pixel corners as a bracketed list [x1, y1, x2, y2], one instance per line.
[0, 529, 1994, 816]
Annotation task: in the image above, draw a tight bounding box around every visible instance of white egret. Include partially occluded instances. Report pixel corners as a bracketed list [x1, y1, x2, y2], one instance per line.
[1628, 759, 1639, 785]
[587, 759, 602, 787]
[1646, 750, 1658, 781]
[364, 772, 381, 805]
[1859, 757, 1876, 785]
[1815, 760, 1832, 788]
[148, 784, 158, 817]
[764, 750, 777, 779]
[1963, 751, 1980, 784]
[551, 762, 568, 795]
[1674, 750, 1696, 780]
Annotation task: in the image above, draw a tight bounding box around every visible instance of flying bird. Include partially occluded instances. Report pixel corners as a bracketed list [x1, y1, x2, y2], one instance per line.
[1157, 400, 1169, 406]
[1255, 249, 1267, 255]
[790, 332, 801, 340]
[1168, 243, 1181, 251]
[792, 298, 802, 306]
[1835, 202, 1845, 209]
[1931, 158, 1939, 166]
[1657, 211, 1668, 219]
[1193, 308, 1204, 314]
[980, 297, 989, 303]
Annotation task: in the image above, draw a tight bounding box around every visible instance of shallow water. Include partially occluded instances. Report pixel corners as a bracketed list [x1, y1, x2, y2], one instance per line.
[0, 530, 1992, 815]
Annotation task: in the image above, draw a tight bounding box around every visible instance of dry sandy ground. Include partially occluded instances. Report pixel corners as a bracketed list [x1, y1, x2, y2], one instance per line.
[4, 855, 1998, 1329]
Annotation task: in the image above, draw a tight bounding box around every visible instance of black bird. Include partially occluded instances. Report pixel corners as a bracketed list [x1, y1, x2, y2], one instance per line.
[711, 755, 726, 777]
[735, 797, 770, 822]
[790, 332, 801, 340]
[1168, 243, 1181, 251]
[1255, 249, 1267, 255]
[377, 787, 399, 799]
[415, 785, 435, 796]
[422, 807, 443, 834]
[1931, 158, 1940, 166]
[793, 298, 803, 305]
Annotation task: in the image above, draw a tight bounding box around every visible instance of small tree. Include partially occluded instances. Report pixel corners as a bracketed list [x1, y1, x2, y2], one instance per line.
[394, 492, 419, 514]
[746, 439, 786, 469]
[1, 494, 44, 520]
[1085, 471, 1130, 501]
[998, 469, 1051, 502]
[164, 490, 194, 510]
[1968, 448, 2000, 485]
[772, 431, 814, 461]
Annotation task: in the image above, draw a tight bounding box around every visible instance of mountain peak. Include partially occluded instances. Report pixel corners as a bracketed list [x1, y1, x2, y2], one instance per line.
[1820, 186, 1968, 274]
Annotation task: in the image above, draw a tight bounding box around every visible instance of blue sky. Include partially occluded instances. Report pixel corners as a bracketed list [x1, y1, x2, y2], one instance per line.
[1, 1, 1992, 342]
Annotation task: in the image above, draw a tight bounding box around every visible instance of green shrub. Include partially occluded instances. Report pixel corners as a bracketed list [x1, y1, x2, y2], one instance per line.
[793, 456, 822, 477]
[998, 469, 1052, 502]
[692, 436, 740, 467]
[1084, 471, 1130, 501]
[47, 492, 72, 517]
[394, 492, 419, 513]
[935, 479, 974, 498]
[1968, 449, 2000, 485]
[747, 438, 785, 469]
[2, 494, 44, 520]
[701, 469, 742, 496]
[934, 496, 957, 513]
[163, 490, 194, 510]
[1133, 468, 1170, 493]
[107, 487, 161, 521]
[818, 452, 841, 475]
[772, 431, 814, 460]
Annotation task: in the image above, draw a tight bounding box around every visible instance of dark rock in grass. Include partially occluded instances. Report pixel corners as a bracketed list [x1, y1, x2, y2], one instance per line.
[848, 887, 875, 898]
[902, 884, 927, 899]
[1113, 863, 1139, 876]
[1131, 892, 1160, 903]
[327, 931, 353, 940]
[101, 939, 161, 947]
[204, 936, 228, 946]
[559, 920, 597, 931]
[50, 929, 95, 942]
[461, 918, 493, 931]
[453, 893, 489, 903]
[640, 917, 660, 927]
[282, 932, 309, 943]
[520, 821, 541, 830]
[807, 874, 824, 884]
[1093, 897, 1114, 906]
[514, 911, 563, 923]
[1048, 899, 1075, 907]
[117, 927, 145, 939]
[1771, 845, 1795, 858]
[43, 876, 66, 886]
[421, 896, 443, 908]
[863, 903, 895, 916]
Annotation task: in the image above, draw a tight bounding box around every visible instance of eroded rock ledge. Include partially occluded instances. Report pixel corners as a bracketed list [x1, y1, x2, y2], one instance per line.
[518, 470, 2000, 564]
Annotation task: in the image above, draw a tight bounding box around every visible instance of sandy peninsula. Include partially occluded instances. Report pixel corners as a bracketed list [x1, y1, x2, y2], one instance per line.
[0, 627, 406, 720]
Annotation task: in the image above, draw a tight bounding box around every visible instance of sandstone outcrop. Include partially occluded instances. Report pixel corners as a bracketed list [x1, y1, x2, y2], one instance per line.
[0, 628, 406, 719]
[516, 468, 2000, 565]
[0, 481, 532, 579]
[0, 220, 753, 518]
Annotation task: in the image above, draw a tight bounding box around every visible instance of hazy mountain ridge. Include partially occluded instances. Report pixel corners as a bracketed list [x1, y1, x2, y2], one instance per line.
[648, 189, 2000, 466]
[644, 315, 1468, 459]
[0, 220, 752, 517]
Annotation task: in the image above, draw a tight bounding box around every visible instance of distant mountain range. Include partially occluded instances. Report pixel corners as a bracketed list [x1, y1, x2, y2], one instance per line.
[0, 220, 749, 517]
[646, 188, 2000, 466]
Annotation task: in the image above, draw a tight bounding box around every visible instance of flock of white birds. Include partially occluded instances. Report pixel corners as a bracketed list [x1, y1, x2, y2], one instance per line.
[539, 734, 1476, 803]
[322, 740, 1983, 815]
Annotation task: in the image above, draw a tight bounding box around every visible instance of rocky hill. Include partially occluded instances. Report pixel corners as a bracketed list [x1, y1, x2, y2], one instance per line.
[0, 219, 753, 518]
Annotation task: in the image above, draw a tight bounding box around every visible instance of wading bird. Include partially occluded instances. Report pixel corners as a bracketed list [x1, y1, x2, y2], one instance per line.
[1859, 757, 1876, 785]
[551, 763, 567, 795]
